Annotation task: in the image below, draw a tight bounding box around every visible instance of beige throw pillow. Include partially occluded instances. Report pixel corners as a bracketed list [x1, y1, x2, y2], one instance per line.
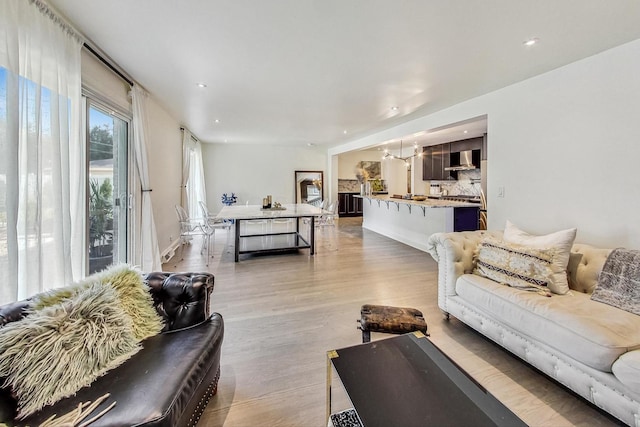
[503, 220, 576, 294]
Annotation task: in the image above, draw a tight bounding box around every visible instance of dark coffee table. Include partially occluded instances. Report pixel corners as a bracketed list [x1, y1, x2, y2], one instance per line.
[326, 332, 527, 427]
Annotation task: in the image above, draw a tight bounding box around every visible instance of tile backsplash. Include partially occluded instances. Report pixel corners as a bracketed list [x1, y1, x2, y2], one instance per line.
[428, 169, 482, 197]
[338, 179, 388, 193]
[338, 179, 361, 192]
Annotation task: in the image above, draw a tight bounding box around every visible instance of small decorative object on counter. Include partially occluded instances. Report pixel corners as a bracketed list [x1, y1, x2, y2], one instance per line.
[261, 201, 286, 211]
[371, 178, 384, 193]
[221, 193, 237, 206]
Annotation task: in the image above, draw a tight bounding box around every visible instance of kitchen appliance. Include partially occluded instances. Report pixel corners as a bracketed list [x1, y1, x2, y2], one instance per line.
[445, 150, 476, 171]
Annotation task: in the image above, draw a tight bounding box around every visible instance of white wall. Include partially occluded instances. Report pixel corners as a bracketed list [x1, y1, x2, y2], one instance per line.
[201, 143, 327, 214]
[336, 149, 413, 196]
[337, 150, 383, 178]
[330, 38, 640, 249]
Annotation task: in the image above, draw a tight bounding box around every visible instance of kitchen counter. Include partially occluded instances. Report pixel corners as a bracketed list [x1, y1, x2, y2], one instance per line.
[359, 195, 480, 252]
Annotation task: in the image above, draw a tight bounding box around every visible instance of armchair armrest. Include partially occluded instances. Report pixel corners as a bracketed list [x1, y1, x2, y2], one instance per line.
[144, 272, 214, 332]
[426, 231, 501, 312]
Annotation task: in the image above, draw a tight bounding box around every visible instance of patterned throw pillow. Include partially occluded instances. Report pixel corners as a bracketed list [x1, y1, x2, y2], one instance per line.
[474, 237, 560, 294]
[503, 220, 576, 294]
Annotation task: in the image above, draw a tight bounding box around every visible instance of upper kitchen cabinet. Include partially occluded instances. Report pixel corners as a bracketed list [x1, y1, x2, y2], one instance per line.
[423, 136, 485, 181]
[422, 143, 451, 181]
[449, 136, 483, 153]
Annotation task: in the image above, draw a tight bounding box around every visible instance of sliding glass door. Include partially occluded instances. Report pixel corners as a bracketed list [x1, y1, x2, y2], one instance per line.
[87, 102, 129, 273]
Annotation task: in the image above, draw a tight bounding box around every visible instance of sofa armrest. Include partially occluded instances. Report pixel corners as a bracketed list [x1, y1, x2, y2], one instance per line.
[0, 299, 32, 327]
[426, 230, 501, 312]
[144, 272, 214, 332]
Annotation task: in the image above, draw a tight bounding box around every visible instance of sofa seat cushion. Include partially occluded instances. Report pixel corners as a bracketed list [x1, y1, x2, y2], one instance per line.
[455, 274, 640, 372]
[612, 350, 640, 394]
[18, 314, 224, 427]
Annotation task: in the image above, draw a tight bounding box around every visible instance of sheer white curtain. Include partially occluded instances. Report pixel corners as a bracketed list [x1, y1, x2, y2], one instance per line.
[0, 0, 84, 304]
[130, 85, 162, 272]
[181, 129, 192, 212]
[181, 128, 207, 219]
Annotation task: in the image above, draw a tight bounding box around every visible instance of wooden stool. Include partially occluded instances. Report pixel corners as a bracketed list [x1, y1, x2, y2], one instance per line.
[357, 304, 428, 343]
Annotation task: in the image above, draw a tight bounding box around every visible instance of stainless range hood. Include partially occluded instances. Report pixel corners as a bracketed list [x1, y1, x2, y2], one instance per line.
[445, 150, 476, 171]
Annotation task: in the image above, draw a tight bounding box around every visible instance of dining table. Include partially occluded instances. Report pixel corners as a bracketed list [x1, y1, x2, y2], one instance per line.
[216, 203, 323, 262]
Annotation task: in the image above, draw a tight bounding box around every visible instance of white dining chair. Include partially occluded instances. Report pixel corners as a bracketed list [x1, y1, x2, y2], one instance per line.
[318, 199, 339, 227]
[174, 204, 213, 266]
[199, 201, 232, 251]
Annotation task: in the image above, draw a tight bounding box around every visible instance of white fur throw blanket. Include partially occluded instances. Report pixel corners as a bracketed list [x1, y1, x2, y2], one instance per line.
[0, 265, 164, 420]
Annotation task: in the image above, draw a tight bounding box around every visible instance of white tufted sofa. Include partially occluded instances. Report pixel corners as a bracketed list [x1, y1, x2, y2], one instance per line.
[427, 230, 640, 426]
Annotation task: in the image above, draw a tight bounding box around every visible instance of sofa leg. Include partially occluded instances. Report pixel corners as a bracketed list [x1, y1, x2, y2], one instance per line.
[442, 311, 450, 321]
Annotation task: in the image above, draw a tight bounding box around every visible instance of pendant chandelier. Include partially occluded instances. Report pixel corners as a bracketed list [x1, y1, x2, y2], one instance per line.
[383, 140, 422, 165]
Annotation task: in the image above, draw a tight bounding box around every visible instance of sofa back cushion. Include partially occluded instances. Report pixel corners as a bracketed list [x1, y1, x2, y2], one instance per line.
[567, 243, 611, 294]
[144, 272, 214, 332]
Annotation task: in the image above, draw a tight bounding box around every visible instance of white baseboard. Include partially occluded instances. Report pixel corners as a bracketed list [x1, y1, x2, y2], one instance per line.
[160, 240, 180, 264]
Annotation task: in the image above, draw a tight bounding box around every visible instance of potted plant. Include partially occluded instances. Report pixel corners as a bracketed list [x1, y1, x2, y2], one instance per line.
[89, 179, 113, 272]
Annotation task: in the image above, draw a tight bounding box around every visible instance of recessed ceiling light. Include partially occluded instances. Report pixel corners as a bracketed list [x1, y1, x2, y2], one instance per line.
[343, 130, 348, 134]
[391, 106, 399, 111]
[214, 119, 220, 123]
[523, 38, 539, 47]
[196, 83, 207, 88]
[223, 139, 228, 143]
[463, 130, 468, 134]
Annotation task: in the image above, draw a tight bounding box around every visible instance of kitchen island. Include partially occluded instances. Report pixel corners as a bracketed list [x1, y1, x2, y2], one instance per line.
[359, 195, 480, 252]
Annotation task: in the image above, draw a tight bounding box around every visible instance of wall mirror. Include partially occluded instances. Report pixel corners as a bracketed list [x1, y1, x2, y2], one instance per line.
[295, 171, 323, 207]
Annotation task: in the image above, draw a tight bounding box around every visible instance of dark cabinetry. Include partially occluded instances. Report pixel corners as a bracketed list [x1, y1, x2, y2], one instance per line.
[423, 136, 485, 181]
[422, 144, 451, 181]
[338, 193, 363, 217]
[449, 137, 483, 153]
[453, 207, 480, 231]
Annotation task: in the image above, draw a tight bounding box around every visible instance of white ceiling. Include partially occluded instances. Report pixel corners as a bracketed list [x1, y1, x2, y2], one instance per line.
[49, 0, 640, 148]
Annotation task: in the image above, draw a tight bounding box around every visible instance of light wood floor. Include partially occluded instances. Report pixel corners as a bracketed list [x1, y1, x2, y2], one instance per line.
[166, 218, 620, 427]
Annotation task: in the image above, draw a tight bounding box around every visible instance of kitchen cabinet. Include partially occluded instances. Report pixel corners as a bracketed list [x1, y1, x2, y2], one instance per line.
[453, 207, 480, 231]
[422, 143, 451, 181]
[423, 136, 486, 181]
[449, 137, 483, 153]
[338, 193, 363, 217]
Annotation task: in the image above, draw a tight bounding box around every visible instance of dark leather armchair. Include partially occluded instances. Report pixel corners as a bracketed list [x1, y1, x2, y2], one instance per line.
[0, 272, 224, 427]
